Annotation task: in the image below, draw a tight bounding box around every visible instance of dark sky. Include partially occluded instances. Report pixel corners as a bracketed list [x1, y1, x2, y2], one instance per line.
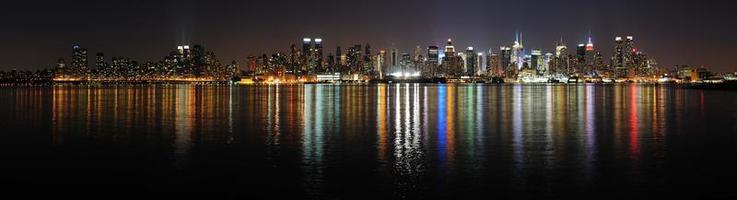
[1, 0, 735, 72]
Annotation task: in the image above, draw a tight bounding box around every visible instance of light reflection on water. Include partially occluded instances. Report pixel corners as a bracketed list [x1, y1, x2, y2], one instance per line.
[2, 84, 737, 198]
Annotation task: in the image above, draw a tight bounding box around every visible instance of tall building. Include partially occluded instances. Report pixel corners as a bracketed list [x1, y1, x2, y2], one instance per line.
[499, 46, 512, 77]
[191, 45, 206, 76]
[444, 38, 456, 57]
[542, 53, 553, 76]
[488, 52, 500, 77]
[315, 38, 324, 72]
[531, 49, 542, 71]
[95, 53, 106, 70]
[442, 38, 462, 77]
[585, 36, 596, 75]
[427, 46, 440, 77]
[465, 47, 477, 76]
[376, 50, 386, 79]
[390, 49, 399, 73]
[576, 44, 586, 74]
[427, 46, 439, 65]
[336, 46, 344, 73]
[400, 53, 412, 72]
[289, 44, 301, 74]
[363, 43, 372, 74]
[302, 38, 313, 74]
[71, 45, 88, 76]
[347, 45, 363, 74]
[611, 36, 636, 78]
[476, 52, 484, 76]
[555, 39, 567, 58]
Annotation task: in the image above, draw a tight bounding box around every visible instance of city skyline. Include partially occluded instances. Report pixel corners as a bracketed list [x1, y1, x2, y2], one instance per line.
[2, 0, 735, 72]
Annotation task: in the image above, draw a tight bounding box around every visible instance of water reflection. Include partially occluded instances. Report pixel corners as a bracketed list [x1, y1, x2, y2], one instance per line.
[4, 84, 736, 198]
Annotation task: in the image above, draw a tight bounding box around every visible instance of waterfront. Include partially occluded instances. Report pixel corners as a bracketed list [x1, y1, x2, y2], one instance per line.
[2, 84, 737, 199]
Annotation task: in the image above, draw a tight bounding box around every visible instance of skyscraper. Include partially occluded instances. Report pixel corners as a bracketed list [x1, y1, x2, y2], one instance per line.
[363, 43, 372, 74]
[576, 43, 586, 74]
[585, 36, 596, 75]
[611, 36, 635, 78]
[72, 45, 88, 76]
[555, 39, 567, 58]
[499, 46, 512, 77]
[427, 46, 440, 77]
[390, 49, 399, 73]
[315, 38, 324, 72]
[489, 52, 500, 77]
[465, 47, 477, 76]
[427, 46, 439, 65]
[95, 53, 106, 70]
[376, 50, 386, 79]
[302, 38, 313, 74]
[531, 49, 542, 71]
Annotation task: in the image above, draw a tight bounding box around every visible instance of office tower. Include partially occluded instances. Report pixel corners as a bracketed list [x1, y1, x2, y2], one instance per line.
[247, 56, 257, 74]
[426, 46, 439, 77]
[400, 53, 412, 72]
[488, 52, 500, 77]
[531, 49, 542, 71]
[611, 36, 635, 78]
[72, 45, 88, 76]
[347, 45, 362, 74]
[289, 44, 301, 74]
[499, 46, 512, 77]
[476, 52, 484, 76]
[585, 36, 596, 75]
[427, 46, 439, 65]
[302, 38, 313, 74]
[413, 46, 422, 62]
[335, 46, 344, 73]
[390, 49, 399, 73]
[191, 45, 206, 76]
[376, 50, 386, 79]
[363, 43, 372, 74]
[441, 38, 463, 77]
[327, 54, 335, 73]
[444, 38, 456, 57]
[465, 47, 477, 76]
[555, 39, 567, 58]
[537, 53, 555, 75]
[576, 44, 586, 74]
[315, 38, 324, 72]
[95, 53, 106, 70]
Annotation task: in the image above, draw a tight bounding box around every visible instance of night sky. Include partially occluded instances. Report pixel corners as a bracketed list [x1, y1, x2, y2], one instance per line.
[1, 0, 735, 72]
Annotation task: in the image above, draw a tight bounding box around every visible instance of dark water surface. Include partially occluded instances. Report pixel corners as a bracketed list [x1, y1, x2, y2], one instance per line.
[2, 84, 737, 199]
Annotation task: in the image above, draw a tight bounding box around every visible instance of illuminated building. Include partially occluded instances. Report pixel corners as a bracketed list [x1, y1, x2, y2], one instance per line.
[531, 49, 542, 71]
[499, 46, 512, 77]
[427, 46, 439, 65]
[71, 45, 88, 76]
[585, 36, 596, 75]
[315, 38, 324, 72]
[542, 53, 553, 76]
[611, 36, 635, 78]
[302, 38, 314, 74]
[363, 43, 372, 75]
[390, 49, 399, 73]
[375, 50, 386, 79]
[95, 53, 107, 71]
[465, 47, 477, 76]
[488, 52, 501, 77]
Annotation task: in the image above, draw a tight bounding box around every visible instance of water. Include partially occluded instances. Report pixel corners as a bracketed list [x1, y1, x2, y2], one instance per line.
[2, 84, 737, 199]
